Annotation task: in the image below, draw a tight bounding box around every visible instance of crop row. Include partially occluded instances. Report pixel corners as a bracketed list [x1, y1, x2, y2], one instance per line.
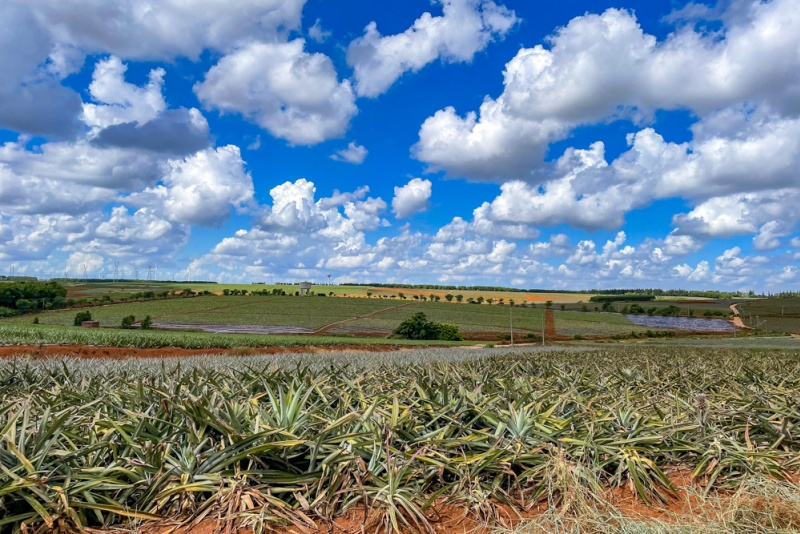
[1, 346, 798, 532]
[0, 324, 460, 349]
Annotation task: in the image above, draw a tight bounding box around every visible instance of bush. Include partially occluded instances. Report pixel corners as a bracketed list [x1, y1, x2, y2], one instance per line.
[140, 315, 152, 329]
[392, 312, 463, 341]
[435, 323, 463, 341]
[74, 311, 92, 326]
[16, 299, 38, 312]
[32, 317, 39, 324]
[121, 315, 136, 329]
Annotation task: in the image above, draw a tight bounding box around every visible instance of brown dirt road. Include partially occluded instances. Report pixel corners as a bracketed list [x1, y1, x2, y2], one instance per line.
[729, 303, 749, 329]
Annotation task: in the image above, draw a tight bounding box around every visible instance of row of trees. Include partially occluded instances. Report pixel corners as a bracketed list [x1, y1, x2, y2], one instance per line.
[0, 281, 67, 309]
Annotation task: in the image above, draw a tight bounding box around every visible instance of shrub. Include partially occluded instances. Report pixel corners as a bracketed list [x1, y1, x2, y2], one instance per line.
[393, 312, 463, 341]
[74, 311, 92, 326]
[435, 323, 463, 341]
[121, 315, 136, 329]
[140, 315, 152, 329]
[32, 317, 39, 324]
[15, 299, 36, 312]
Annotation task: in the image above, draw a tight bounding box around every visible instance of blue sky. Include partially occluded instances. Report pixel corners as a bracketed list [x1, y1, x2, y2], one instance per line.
[1, 0, 799, 291]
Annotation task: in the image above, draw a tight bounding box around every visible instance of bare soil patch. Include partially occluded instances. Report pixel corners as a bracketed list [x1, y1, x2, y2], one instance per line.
[117, 470, 800, 533]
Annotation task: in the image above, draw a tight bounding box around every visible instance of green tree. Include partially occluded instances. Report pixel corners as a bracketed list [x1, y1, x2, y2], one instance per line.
[121, 315, 136, 329]
[392, 312, 463, 341]
[74, 311, 92, 326]
[545, 300, 553, 308]
[445, 294, 454, 302]
[141, 315, 153, 329]
[455, 294, 463, 303]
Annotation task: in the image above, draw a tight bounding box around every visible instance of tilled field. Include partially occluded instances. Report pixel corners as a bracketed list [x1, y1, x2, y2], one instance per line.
[1, 346, 798, 532]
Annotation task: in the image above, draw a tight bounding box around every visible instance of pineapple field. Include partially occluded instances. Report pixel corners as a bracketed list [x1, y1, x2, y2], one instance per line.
[1, 345, 799, 532]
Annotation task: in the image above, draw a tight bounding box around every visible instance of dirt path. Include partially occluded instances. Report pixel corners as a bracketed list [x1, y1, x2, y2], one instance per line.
[314, 302, 415, 334]
[729, 303, 749, 329]
[545, 308, 556, 337]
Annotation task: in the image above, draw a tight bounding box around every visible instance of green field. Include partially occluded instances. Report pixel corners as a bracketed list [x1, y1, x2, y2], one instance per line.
[4, 294, 403, 330]
[1, 345, 799, 532]
[0, 324, 465, 349]
[3, 294, 655, 340]
[327, 301, 650, 337]
[738, 298, 800, 334]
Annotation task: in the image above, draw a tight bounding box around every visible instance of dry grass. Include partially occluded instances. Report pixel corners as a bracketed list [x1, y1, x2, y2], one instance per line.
[498, 475, 800, 534]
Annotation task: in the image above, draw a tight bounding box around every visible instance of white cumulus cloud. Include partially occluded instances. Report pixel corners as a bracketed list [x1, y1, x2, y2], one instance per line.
[392, 178, 432, 219]
[195, 40, 357, 145]
[347, 0, 517, 97]
[331, 142, 368, 164]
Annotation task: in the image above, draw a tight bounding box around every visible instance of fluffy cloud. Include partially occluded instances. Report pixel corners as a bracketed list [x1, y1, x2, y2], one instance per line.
[195, 40, 357, 145]
[84, 56, 210, 154]
[132, 145, 254, 226]
[0, 140, 160, 204]
[462, 105, 800, 234]
[82, 57, 167, 130]
[85, 206, 190, 260]
[414, 0, 800, 180]
[0, 3, 82, 136]
[674, 261, 710, 282]
[331, 142, 368, 164]
[92, 109, 210, 155]
[24, 0, 307, 60]
[673, 189, 800, 240]
[0, 213, 93, 261]
[195, 179, 390, 281]
[392, 178, 432, 218]
[348, 0, 517, 97]
[1, 0, 308, 136]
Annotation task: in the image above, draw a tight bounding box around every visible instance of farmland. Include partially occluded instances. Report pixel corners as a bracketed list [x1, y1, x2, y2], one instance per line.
[0, 324, 463, 350]
[2, 295, 403, 330]
[1, 345, 799, 532]
[738, 297, 800, 335]
[60, 280, 593, 303]
[2, 293, 663, 342]
[325, 301, 650, 337]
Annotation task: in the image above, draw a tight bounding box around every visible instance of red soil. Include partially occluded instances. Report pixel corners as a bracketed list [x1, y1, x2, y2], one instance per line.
[130, 469, 792, 534]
